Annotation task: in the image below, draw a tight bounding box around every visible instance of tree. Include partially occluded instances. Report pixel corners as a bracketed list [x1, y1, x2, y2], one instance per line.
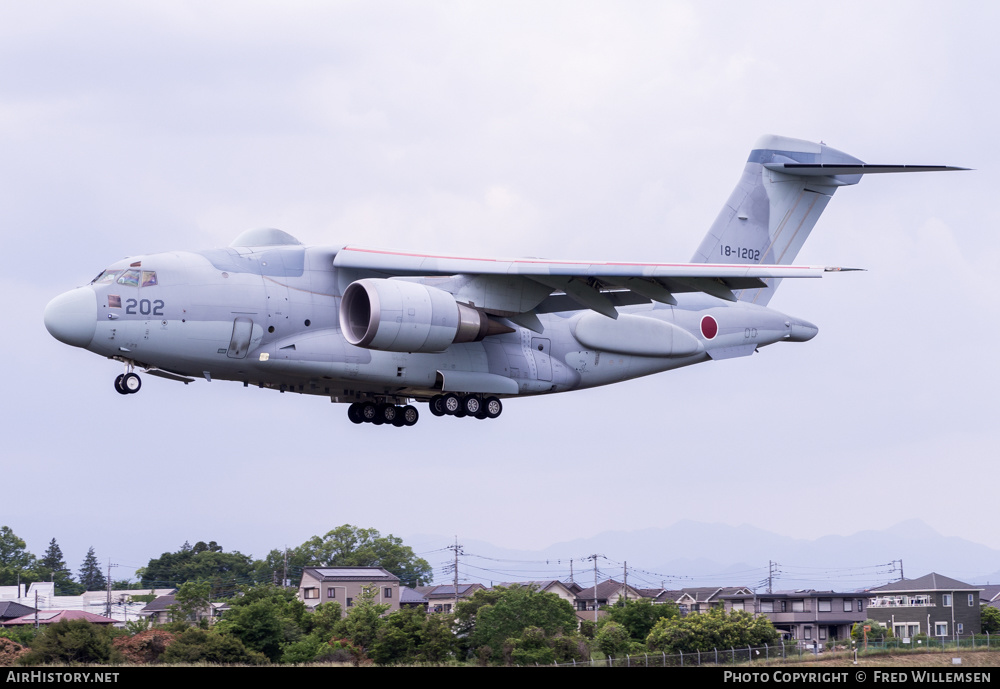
[293, 526, 432, 587]
[600, 598, 680, 642]
[39, 538, 83, 596]
[215, 584, 307, 662]
[78, 547, 107, 591]
[139, 541, 254, 595]
[161, 627, 266, 665]
[170, 581, 212, 627]
[0, 527, 39, 587]
[341, 584, 390, 653]
[19, 620, 115, 665]
[982, 606, 1000, 635]
[456, 585, 579, 663]
[645, 607, 779, 654]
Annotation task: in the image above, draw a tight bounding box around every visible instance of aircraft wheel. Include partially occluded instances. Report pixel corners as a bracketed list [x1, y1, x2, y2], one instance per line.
[485, 396, 502, 419]
[360, 401, 378, 423]
[442, 393, 461, 415]
[391, 412, 406, 427]
[348, 403, 364, 424]
[402, 405, 419, 426]
[122, 372, 141, 394]
[114, 374, 128, 395]
[475, 409, 488, 420]
[429, 395, 446, 417]
[379, 404, 397, 424]
[462, 396, 481, 416]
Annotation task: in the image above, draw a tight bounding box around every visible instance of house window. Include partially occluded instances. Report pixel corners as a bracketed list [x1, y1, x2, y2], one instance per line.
[804, 627, 811, 640]
[385, 587, 393, 599]
[844, 599, 853, 612]
[942, 594, 952, 606]
[781, 601, 787, 613]
[760, 601, 774, 613]
[857, 600, 863, 613]
[819, 627, 827, 640]
[792, 600, 804, 612]
[347, 598, 353, 607]
[818, 599, 831, 612]
[957, 623, 964, 634]
[327, 588, 337, 599]
[935, 622, 948, 636]
[731, 600, 743, 611]
[303, 588, 319, 599]
[968, 594, 975, 606]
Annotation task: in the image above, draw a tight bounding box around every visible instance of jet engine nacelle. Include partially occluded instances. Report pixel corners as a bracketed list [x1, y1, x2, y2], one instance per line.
[339, 278, 492, 353]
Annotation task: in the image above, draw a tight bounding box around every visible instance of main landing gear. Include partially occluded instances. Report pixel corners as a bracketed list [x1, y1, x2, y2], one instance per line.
[428, 394, 502, 420]
[348, 402, 420, 427]
[114, 371, 141, 395]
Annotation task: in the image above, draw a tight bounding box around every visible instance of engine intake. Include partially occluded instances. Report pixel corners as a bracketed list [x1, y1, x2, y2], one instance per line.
[340, 279, 503, 353]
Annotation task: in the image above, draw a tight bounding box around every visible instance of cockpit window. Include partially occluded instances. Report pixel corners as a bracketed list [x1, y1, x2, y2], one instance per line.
[117, 269, 141, 287]
[141, 271, 158, 287]
[92, 270, 121, 285]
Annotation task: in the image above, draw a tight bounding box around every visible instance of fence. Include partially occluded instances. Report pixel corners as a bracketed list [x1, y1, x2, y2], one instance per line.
[545, 634, 994, 668]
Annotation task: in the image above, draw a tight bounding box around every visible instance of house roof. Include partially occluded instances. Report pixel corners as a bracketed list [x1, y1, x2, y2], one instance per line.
[3, 610, 117, 626]
[574, 579, 641, 602]
[0, 601, 36, 620]
[978, 584, 1000, 603]
[400, 587, 428, 605]
[869, 573, 982, 594]
[412, 583, 483, 599]
[302, 566, 399, 582]
[141, 594, 177, 613]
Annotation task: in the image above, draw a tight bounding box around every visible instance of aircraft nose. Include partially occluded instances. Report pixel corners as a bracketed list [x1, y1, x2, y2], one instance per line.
[44, 288, 97, 348]
[786, 317, 819, 342]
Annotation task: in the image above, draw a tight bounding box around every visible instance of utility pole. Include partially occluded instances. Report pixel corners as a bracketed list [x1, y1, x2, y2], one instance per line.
[447, 537, 463, 614]
[105, 559, 119, 618]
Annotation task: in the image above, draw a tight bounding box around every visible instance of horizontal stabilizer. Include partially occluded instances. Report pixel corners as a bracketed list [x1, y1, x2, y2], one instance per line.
[764, 163, 969, 175]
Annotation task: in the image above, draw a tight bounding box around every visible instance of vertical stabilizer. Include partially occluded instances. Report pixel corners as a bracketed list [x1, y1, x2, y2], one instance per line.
[691, 136, 864, 306]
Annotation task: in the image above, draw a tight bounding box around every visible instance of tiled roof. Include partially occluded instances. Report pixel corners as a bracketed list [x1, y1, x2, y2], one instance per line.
[869, 573, 981, 593]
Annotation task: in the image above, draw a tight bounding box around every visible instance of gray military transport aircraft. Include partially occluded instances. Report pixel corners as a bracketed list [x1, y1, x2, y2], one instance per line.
[44, 135, 962, 427]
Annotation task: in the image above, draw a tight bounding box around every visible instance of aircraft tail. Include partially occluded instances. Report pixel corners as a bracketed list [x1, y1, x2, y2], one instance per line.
[691, 135, 961, 305]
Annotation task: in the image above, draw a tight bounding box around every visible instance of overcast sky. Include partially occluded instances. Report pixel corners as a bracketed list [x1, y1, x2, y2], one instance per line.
[3, 1, 997, 585]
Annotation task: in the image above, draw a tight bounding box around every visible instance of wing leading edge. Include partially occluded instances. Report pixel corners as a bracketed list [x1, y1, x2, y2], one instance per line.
[333, 246, 845, 323]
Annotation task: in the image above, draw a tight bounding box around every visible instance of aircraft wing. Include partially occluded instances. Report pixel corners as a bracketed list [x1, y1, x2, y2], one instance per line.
[333, 246, 849, 322]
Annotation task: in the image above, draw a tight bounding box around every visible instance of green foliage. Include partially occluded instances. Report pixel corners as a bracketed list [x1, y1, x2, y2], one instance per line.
[645, 607, 779, 654]
[124, 617, 152, 636]
[170, 581, 212, 627]
[0, 527, 41, 587]
[139, 541, 254, 595]
[851, 619, 892, 642]
[506, 626, 555, 665]
[600, 598, 680, 641]
[341, 584, 390, 652]
[161, 627, 267, 664]
[294, 525, 433, 587]
[303, 601, 343, 639]
[215, 584, 306, 662]
[595, 621, 634, 658]
[456, 585, 578, 664]
[19, 620, 115, 665]
[78, 547, 107, 591]
[39, 538, 84, 596]
[982, 606, 1000, 635]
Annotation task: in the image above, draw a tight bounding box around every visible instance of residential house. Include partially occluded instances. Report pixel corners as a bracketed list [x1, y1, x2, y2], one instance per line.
[723, 590, 868, 647]
[139, 592, 226, 626]
[412, 583, 485, 614]
[3, 610, 118, 627]
[866, 573, 982, 639]
[298, 566, 400, 615]
[574, 579, 644, 622]
[0, 601, 37, 624]
[674, 587, 753, 615]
